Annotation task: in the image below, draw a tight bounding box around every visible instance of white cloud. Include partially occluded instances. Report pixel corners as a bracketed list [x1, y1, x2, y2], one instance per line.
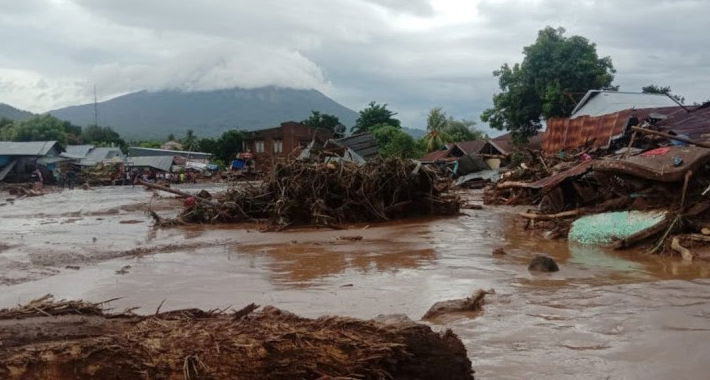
[0, 0, 708, 130]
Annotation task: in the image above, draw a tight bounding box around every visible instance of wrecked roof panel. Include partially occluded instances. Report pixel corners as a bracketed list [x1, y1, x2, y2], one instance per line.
[592, 146, 710, 182]
[335, 133, 379, 160]
[543, 105, 710, 155]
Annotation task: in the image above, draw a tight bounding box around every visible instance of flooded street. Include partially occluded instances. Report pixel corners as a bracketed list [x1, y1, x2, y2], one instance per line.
[2, 186, 710, 379]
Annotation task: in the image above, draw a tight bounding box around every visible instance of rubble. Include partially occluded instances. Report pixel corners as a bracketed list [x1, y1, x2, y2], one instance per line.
[0, 296, 474, 380]
[150, 157, 461, 228]
[484, 126, 710, 257]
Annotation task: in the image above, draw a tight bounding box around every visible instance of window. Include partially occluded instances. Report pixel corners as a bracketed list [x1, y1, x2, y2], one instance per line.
[273, 139, 283, 153]
[255, 140, 264, 153]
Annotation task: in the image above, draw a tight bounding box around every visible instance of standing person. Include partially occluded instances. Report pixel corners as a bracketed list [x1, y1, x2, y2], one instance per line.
[66, 170, 76, 190]
[31, 167, 43, 191]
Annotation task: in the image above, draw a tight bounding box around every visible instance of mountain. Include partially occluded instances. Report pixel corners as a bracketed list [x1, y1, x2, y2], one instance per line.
[0, 103, 34, 121]
[49, 87, 359, 140]
[402, 127, 426, 140]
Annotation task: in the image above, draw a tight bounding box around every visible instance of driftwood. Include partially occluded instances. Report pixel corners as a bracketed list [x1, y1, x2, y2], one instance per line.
[137, 180, 220, 207]
[422, 289, 490, 321]
[671, 237, 694, 262]
[153, 158, 460, 228]
[519, 210, 579, 220]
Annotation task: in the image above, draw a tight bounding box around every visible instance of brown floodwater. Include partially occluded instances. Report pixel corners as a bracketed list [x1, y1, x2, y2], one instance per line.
[2, 185, 710, 379]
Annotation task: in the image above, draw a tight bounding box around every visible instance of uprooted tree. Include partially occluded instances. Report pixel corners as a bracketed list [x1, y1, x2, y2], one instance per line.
[481, 26, 616, 143]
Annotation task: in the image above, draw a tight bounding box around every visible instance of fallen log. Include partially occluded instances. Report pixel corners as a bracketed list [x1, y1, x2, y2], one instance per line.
[137, 179, 220, 207]
[519, 210, 579, 220]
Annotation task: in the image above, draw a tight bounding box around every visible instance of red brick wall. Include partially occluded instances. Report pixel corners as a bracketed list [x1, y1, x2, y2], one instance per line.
[243, 122, 333, 169]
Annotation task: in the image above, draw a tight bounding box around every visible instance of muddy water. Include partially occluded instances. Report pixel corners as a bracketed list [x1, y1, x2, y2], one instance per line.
[2, 186, 710, 378]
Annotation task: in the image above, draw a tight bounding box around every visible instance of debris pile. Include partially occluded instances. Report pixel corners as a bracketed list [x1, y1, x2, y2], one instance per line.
[153, 157, 460, 228]
[484, 127, 710, 257]
[80, 162, 123, 186]
[0, 296, 474, 380]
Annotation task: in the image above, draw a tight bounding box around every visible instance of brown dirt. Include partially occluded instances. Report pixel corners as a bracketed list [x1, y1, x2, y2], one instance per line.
[0, 297, 474, 380]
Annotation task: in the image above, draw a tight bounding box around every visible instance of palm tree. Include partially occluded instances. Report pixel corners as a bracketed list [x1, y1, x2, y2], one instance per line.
[182, 129, 198, 151]
[424, 107, 450, 152]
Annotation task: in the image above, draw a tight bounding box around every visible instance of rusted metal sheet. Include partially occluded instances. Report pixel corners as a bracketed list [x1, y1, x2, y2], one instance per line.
[543, 105, 710, 155]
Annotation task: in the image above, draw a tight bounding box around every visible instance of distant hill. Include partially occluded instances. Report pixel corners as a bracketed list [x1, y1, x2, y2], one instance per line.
[49, 87, 359, 140]
[0, 103, 34, 121]
[402, 127, 426, 140]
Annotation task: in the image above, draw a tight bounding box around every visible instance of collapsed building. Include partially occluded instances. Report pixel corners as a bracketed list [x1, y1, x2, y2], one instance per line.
[485, 90, 710, 258]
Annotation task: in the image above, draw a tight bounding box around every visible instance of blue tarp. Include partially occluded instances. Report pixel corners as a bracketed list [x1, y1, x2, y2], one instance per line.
[231, 159, 246, 169]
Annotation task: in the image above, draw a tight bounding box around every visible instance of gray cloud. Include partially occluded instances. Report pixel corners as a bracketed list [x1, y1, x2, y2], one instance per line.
[0, 0, 708, 133]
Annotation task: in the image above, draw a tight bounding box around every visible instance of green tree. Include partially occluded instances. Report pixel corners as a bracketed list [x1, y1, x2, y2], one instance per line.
[352, 101, 401, 134]
[423, 108, 450, 152]
[370, 124, 422, 158]
[213, 130, 245, 163]
[166, 133, 176, 141]
[0, 115, 82, 145]
[302, 111, 346, 138]
[481, 26, 616, 142]
[181, 129, 198, 151]
[81, 125, 126, 149]
[641, 84, 685, 104]
[135, 140, 162, 148]
[444, 117, 486, 142]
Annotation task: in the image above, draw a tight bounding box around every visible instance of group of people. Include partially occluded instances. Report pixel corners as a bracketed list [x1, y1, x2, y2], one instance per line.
[126, 168, 197, 186]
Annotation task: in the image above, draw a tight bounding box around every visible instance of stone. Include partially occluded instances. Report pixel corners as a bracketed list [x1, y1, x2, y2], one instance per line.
[528, 255, 559, 272]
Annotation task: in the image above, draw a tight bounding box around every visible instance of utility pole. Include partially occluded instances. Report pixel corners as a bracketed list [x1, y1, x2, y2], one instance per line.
[93, 84, 98, 126]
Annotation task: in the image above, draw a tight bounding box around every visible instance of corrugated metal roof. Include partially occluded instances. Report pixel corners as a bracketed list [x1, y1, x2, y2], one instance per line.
[571, 90, 677, 118]
[79, 147, 124, 166]
[128, 147, 212, 159]
[0, 141, 60, 156]
[454, 140, 486, 154]
[543, 105, 710, 155]
[335, 133, 379, 160]
[64, 145, 94, 158]
[126, 155, 174, 172]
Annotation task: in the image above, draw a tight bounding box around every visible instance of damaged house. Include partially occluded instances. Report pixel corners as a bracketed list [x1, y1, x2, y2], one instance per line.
[242, 122, 333, 170]
[0, 141, 63, 183]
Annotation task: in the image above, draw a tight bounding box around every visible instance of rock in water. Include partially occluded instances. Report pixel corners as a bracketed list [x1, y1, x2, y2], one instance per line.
[528, 255, 559, 272]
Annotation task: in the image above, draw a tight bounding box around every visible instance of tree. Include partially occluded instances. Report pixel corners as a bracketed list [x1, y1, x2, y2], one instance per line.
[423, 108, 450, 152]
[181, 129, 198, 151]
[0, 115, 82, 145]
[302, 111, 346, 138]
[213, 130, 245, 163]
[444, 117, 486, 142]
[166, 133, 176, 141]
[81, 125, 126, 149]
[481, 26, 616, 142]
[370, 124, 422, 158]
[352, 102, 401, 134]
[641, 84, 685, 104]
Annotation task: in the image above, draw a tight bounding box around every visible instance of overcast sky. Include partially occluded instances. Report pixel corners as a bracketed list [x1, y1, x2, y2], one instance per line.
[1, 0, 708, 131]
